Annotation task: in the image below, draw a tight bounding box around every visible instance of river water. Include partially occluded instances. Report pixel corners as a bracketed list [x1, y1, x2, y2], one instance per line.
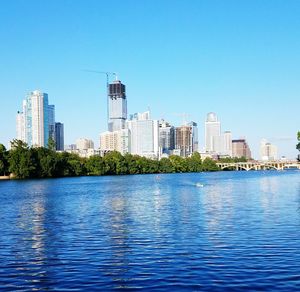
[0, 170, 300, 291]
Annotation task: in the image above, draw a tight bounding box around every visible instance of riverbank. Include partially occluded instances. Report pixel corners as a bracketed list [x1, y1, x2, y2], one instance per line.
[0, 175, 10, 180]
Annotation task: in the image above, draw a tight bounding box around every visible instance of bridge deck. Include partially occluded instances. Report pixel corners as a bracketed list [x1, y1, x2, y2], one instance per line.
[216, 161, 300, 171]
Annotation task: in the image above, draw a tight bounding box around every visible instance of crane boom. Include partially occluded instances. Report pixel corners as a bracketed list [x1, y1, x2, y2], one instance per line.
[82, 69, 117, 85]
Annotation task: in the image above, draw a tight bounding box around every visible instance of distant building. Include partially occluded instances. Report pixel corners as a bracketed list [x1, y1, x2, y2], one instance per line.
[205, 112, 220, 153]
[213, 131, 233, 157]
[260, 139, 277, 161]
[55, 122, 64, 151]
[65, 144, 77, 151]
[16, 90, 64, 149]
[16, 110, 25, 142]
[175, 122, 198, 157]
[48, 105, 55, 141]
[159, 119, 175, 155]
[16, 90, 52, 147]
[76, 138, 94, 150]
[126, 111, 159, 159]
[232, 139, 252, 159]
[108, 80, 127, 132]
[100, 129, 130, 155]
[223, 131, 233, 157]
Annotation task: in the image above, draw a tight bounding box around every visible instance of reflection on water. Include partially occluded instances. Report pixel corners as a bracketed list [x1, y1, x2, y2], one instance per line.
[0, 171, 300, 290]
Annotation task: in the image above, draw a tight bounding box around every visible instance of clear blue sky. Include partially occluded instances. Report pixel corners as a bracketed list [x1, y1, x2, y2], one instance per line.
[1, 0, 299, 159]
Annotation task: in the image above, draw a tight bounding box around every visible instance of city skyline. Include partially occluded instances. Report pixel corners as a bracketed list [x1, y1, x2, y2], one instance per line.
[1, 1, 300, 159]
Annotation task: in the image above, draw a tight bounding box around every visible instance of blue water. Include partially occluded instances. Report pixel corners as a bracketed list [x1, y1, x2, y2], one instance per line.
[0, 171, 300, 291]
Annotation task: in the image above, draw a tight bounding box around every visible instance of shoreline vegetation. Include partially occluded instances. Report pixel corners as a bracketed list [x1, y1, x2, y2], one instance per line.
[1, 132, 299, 180]
[0, 140, 226, 180]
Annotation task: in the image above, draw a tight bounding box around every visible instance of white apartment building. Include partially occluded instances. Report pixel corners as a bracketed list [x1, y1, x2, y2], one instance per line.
[99, 129, 130, 155]
[76, 138, 94, 151]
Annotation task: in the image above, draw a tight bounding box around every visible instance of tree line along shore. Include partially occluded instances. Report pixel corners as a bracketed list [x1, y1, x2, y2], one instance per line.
[0, 140, 249, 180]
[1, 133, 298, 180]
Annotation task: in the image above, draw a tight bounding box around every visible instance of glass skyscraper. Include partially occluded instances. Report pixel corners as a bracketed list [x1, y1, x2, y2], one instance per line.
[16, 90, 53, 147]
[55, 122, 64, 151]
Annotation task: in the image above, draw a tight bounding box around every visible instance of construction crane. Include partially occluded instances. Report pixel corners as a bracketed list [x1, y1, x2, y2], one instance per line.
[82, 69, 118, 86]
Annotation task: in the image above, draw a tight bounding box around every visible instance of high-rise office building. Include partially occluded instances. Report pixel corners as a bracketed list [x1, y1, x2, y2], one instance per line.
[126, 111, 159, 159]
[55, 122, 64, 151]
[159, 119, 175, 154]
[232, 139, 252, 159]
[48, 105, 55, 141]
[205, 112, 221, 153]
[108, 80, 127, 132]
[175, 122, 198, 157]
[260, 139, 277, 161]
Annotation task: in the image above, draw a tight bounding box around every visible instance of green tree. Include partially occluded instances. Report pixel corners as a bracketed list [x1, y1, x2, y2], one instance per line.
[124, 154, 139, 174]
[186, 152, 202, 172]
[103, 151, 127, 175]
[8, 140, 35, 179]
[201, 157, 219, 171]
[169, 155, 188, 172]
[159, 157, 174, 173]
[219, 156, 247, 163]
[30, 147, 59, 178]
[0, 144, 9, 176]
[86, 155, 105, 175]
[47, 137, 56, 151]
[67, 154, 87, 176]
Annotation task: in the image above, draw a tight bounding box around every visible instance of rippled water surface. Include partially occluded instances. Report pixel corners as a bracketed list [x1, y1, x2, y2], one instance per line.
[1, 171, 300, 291]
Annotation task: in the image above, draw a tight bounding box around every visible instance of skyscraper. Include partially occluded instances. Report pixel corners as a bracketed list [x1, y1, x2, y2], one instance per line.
[175, 122, 198, 157]
[55, 122, 64, 151]
[16, 90, 59, 148]
[126, 111, 159, 159]
[205, 112, 221, 153]
[108, 80, 127, 132]
[159, 119, 175, 154]
[26, 90, 49, 147]
[48, 105, 55, 141]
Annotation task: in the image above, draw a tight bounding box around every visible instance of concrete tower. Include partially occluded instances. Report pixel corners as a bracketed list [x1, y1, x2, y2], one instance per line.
[108, 80, 127, 132]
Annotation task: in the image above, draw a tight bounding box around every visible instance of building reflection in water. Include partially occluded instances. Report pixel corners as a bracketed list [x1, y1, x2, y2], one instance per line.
[14, 181, 55, 289]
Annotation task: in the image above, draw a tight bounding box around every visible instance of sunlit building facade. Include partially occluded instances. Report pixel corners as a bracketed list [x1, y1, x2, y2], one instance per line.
[205, 112, 221, 153]
[232, 139, 252, 159]
[126, 111, 159, 159]
[108, 80, 127, 132]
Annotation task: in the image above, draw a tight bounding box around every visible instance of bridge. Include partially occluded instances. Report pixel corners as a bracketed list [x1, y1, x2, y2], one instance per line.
[216, 160, 300, 171]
